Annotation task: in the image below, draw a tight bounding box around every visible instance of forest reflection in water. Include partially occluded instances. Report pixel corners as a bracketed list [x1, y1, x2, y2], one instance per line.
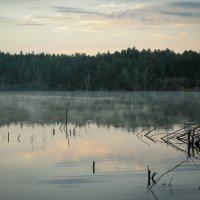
[0, 92, 200, 200]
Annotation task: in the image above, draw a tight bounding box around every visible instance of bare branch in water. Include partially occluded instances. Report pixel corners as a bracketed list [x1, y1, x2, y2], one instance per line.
[149, 161, 185, 189]
[144, 128, 156, 143]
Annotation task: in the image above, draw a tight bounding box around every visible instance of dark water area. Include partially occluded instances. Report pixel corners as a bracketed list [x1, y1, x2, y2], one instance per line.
[0, 92, 200, 200]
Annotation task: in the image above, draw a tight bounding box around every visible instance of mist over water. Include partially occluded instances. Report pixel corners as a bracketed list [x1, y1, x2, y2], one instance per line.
[0, 91, 200, 128]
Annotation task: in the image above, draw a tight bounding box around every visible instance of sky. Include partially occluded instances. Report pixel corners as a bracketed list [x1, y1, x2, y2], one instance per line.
[0, 0, 200, 54]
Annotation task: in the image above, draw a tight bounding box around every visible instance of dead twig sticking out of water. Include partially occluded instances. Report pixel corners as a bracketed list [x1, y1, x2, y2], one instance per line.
[147, 166, 151, 186]
[8, 132, 9, 143]
[136, 133, 151, 146]
[147, 166, 158, 200]
[1, 132, 9, 143]
[147, 161, 185, 200]
[93, 161, 95, 174]
[30, 135, 37, 151]
[17, 135, 21, 143]
[59, 124, 63, 132]
[152, 171, 157, 184]
[161, 127, 186, 141]
[136, 128, 148, 137]
[136, 128, 151, 146]
[52, 128, 55, 136]
[136, 128, 157, 146]
[153, 161, 185, 186]
[65, 132, 70, 147]
[59, 100, 70, 133]
[147, 166, 157, 187]
[68, 136, 70, 147]
[144, 128, 156, 143]
[65, 101, 69, 131]
[58, 100, 70, 144]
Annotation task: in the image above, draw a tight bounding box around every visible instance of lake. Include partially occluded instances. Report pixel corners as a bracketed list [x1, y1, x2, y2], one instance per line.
[0, 91, 200, 200]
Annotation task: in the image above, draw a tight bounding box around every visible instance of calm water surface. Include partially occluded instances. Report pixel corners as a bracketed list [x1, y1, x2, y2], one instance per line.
[0, 92, 200, 200]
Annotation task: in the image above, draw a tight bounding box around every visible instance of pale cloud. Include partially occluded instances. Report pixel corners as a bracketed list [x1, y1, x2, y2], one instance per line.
[18, 15, 45, 26]
[98, 3, 128, 12]
[97, 3, 147, 12]
[12, 2, 200, 33]
[18, 14, 112, 32]
[149, 31, 189, 39]
[149, 32, 176, 39]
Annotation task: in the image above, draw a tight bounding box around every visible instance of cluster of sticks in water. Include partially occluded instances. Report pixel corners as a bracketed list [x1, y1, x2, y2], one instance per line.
[137, 121, 200, 158]
[137, 121, 200, 199]
[1, 102, 82, 146]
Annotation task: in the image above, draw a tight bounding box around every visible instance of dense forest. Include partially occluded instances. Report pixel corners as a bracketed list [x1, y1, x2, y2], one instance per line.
[0, 47, 200, 91]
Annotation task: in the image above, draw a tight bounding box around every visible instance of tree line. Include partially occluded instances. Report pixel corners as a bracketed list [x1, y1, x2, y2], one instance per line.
[0, 47, 200, 91]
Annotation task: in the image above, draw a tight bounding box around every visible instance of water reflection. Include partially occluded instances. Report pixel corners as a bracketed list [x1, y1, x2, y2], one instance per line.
[1, 122, 200, 200]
